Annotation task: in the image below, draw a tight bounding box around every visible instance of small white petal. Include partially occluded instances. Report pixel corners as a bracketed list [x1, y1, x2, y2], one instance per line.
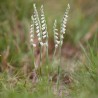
[42, 24, 45, 27]
[31, 24, 33, 27]
[43, 35, 47, 39]
[41, 14, 44, 17]
[41, 20, 45, 24]
[63, 21, 67, 24]
[30, 34, 33, 38]
[63, 31, 66, 34]
[31, 16, 34, 20]
[55, 29, 58, 31]
[60, 35, 64, 39]
[55, 36, 58, 39]
[38, 38, 41, 41]
[37, 33, 40, 37]
[36, 29, 39, 33]
[55, 33, 58, 35]
[42, 26, 45, 30]
[35, 23, 39, 26]
[68, 4, 70, 9]
[64, 18, 67, 22]
[55, 44, 58, 48]
[43, 31, 47, 35]
[32, 44, 36, 47]
[56, 41, 60, 44]
[36, 26, 39, 29]
[65, 15, 68, 18]
[61, 28, 66, 32]
[40, 42, 44, 46]
[62, 24, 66, 28]
[30, 39, 33, 42]
[41, 17, 44, 20]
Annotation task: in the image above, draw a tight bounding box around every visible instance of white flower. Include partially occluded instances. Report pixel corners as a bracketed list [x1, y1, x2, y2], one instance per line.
[60, 35, 64, 39]
[31, 24, 33, 27]
[38, 38, 41, 41]
[55, 44, 58, 48]
[36, 26, 39, 29]
[32, 44, 36, 47]
[37, 33, 40, 37]
[43, 31, 47, 35]
[65, 15, 68, 18]
[56, 40, 60, 44]
[43, 35, 47, 39]
[55, 36, 58, 39]
[41, 14, 44, 17]
[30, 34, 33, 38]
[41, 20, 45, 24]
[30, 39, 33, 42]
[62, 24, 66, 28]
[42, 26, 46, 30]
[42, 24, 45, 28]
[68, 4, 70, 9]
[55, 33, 58, 35]
[41, 17, 45, 20]
[64, 18, 67, 22]
[40, 42, 44, 46]
[36, 29, 40, 33]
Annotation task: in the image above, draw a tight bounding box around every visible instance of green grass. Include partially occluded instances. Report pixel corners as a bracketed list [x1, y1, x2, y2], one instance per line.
[70, 38, 98, 98]
[0, 73, 56, 98]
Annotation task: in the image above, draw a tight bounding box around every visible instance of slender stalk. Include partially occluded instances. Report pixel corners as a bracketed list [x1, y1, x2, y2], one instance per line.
[32, 46, 35, 69]
[39, 44, 42, 74]
[52, 48, 56, 61]
[57, 44, 62, 89]
[46, 40, 49, 64]
[46, 43, 49, 75]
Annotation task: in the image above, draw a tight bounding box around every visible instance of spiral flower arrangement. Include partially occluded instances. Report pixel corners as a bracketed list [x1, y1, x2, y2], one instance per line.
[53, 4, 70, 57]
[53, 20, 60, 48]
[30, 16, 36, 47]
[53, 4, 70, 49]
[60, 4, 70, 46]
[40, 5, 48, 47]
[53, 4, 70, 86]
[29, 4, 70, 75]
[30, 4, 49, 70]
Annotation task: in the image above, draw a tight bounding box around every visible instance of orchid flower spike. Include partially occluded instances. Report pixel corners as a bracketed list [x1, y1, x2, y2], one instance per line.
[60, 4, 70, 46]
[30, 16, 36, 47]
[53, 20, 60, 48]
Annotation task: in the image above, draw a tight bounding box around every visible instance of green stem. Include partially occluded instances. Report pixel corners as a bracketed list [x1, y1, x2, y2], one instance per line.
[46, 44, 49, 75]
[57, 45, 61, 88]
[39, 44, 42, 75]
[32, 46, 35, 69]
[52, 48, 56, 61]
[46, 41, 49, 63]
